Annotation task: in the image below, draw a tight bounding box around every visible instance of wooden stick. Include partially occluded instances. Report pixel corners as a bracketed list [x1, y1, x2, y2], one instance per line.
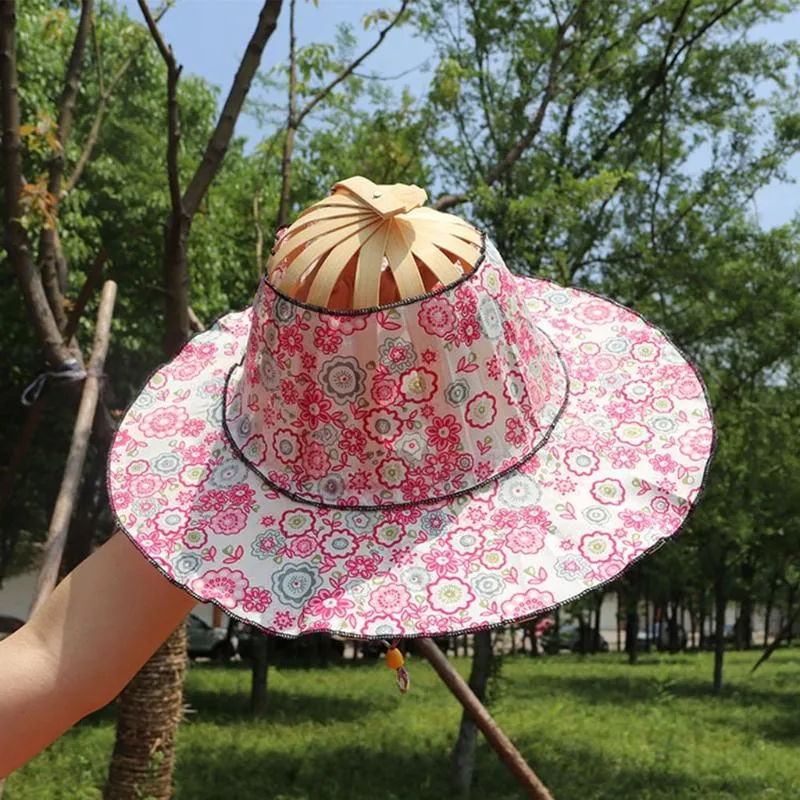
[751, 603, 800, 674]
[0, 251, 107, 522]
[187, 305, 205, 333]
[29, 281, 117, 616]
[415, 637, 555, 800]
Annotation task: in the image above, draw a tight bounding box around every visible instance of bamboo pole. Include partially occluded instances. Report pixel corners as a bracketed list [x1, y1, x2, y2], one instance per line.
[29, 281, 117, 617]
[415, 637, 555, 800]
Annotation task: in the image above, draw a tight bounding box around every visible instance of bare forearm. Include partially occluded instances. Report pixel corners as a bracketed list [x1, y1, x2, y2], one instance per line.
[0, 533, 195, 776]
[0, 629, 81, 777]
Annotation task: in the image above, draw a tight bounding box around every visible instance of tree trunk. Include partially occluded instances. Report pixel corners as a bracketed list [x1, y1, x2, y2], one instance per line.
[452, 629, 493, 799]
[763, 577, 777, 648]
[787, 585, 796, 646]
[738, 596, 754, 650]
[105, 624, 187, 800]
[644, 589, 651, 652]
[668, 600, 680, 652]
[737, 560, 755, 650]
[592, 592, 603, 653]
[318, 633, 331, 667]
[163, 215, 191, 360]
[625, 585, 639, 665]
[250, 630, 269, 714]
[713, 562, 726, 695]
[37, 227, 69, 330]
[698, 590, 707, 650]
[527, 623, 539, 657]
[679, 601, 686, 648]
[552, 607, 560, 655]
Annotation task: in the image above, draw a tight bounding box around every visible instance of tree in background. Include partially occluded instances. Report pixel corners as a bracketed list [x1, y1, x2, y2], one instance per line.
[103, 2, 283, 798]
[406, 0, 800, 787]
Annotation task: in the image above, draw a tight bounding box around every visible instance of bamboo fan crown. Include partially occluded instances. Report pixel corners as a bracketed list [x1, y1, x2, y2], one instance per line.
[267, 176, 483, 310]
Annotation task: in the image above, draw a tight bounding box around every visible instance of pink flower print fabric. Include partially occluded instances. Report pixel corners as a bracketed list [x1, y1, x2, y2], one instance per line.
[223, 241, 568, 508]
[107, 238, 714, 639]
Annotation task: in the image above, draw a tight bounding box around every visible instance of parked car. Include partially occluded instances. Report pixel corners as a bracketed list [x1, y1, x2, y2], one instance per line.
[0, 615, 24, 642]
[541, 622, 609, 654]
[186, 613, 236, 661]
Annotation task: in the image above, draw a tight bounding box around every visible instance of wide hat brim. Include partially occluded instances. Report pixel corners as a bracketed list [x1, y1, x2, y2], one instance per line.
[108, 275, 714, 640]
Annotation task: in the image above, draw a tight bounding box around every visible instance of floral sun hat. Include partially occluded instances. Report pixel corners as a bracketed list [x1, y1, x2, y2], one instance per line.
[108, 177, 715, 641]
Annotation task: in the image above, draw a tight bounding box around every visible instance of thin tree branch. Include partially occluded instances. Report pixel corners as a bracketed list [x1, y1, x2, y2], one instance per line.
[433, 0, 587, 212]
[751, 603, 800, 673]
[33, 0, 94, 329]
[66, 5, 171, 195]
[54, 0, 94, 174]
[276, 0, 298, 228]
[650, 83, 670, 250]
[92, 19, 105, 97]
[64, 249, 108, 341]
[254, 192, 264, 278]
[276, 0, 407, 226]
[466, 0, 501, 157]
[1, 0, 73, 367]
[138, 0, 183, 212]
[182, 0, 283, 217]
[351, 59, 428, 81]
[139, 0, 282, 355]
[296, 0, 412, 127]
[482, 0, 584, 188]
[137, 0, 172, 65]
[575, 0, 744, 178]
[452, 97, 485, 180]
[165, 61, 183, 214]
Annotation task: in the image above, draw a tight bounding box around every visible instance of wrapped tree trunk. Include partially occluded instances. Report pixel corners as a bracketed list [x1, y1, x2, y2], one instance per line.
[104, 625, 187, 800]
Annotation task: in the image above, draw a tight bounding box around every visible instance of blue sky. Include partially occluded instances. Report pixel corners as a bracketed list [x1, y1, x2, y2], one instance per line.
[119, 0, 799, 228]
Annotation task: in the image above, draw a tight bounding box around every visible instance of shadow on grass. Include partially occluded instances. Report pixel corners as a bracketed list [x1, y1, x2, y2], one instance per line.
[171, 732, 778, 800]
[756, 709, 800, 744]
[173, 743, 452, 800]
[510, 671, 795, 708]
[508, 669, 800, 747]
[182, 684, 384, 725]
[75, 683, 385, 733]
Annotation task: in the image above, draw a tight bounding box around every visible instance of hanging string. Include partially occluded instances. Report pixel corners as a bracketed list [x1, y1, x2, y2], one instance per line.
[21, 358, 87, 406]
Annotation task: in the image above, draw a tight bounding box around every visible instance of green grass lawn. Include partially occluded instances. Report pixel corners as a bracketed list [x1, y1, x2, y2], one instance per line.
[6, 649, 800, 800]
